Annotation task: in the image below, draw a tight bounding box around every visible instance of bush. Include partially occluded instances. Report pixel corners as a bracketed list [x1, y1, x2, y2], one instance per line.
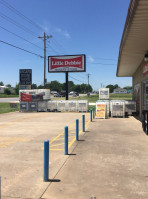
[4, 88, 11, 95]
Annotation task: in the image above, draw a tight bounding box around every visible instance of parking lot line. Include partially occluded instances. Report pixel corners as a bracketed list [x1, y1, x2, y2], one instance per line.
[0, 137, 31, 148]
[42, 115, 90, 151]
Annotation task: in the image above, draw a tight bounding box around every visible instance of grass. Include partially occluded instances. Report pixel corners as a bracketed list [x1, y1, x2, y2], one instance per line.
[0, 103, 19, 114]
[110, 93, 132, 100]
[0, 93, 18, 98]
[53, 93, 132, 103]
[0, 93, 132, 114]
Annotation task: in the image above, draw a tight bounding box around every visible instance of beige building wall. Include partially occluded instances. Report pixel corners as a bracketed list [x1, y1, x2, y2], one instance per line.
[133, 60, 148, 119]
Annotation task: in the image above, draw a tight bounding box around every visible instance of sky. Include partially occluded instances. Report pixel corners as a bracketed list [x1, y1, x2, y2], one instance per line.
[0, 0, 131, 90]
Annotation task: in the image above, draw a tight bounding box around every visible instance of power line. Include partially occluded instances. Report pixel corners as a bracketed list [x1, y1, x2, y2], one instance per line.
[0, 0, 44, 32]
[0, 25, 43, 50]
[0, 39, 43, 58]
[0, 11, 37, 37]
[69, 75, 86, 83]
[87, 62, 116, 65]
[51, 39, 66, 54]
[72, 73, 86, 79]
[38, 33, 52, 87]
[0, 0, 68, 54]
[87, 56, 117, 61]
[52, 38, 67, 54]
[47, 41, 60, 54]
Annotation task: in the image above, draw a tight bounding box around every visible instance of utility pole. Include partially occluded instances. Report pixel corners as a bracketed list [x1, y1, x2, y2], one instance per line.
[88, 73, 90, 86]
[87, 73, 91, 94]
[38, 32, 52, 88]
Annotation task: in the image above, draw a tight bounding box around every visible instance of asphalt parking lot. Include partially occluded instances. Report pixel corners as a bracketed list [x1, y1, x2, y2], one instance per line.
[1, 112, 148, 199]
[0, 111, 90, 198]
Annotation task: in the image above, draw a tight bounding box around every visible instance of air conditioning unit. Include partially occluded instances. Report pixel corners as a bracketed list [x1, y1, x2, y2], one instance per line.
[110, 100, 125, 117]
[78, 100, 88, 112]
[28, 102, 37, 112]
[37, 101, 47, 112]
[47, 101, 57, 112]
[68, 100, 78, 112]
[20, 102, 28, 112]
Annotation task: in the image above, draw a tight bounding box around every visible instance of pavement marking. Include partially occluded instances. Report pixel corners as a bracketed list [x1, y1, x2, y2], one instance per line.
[0, 137, 30, 148]
[56, 136, 75, 140]
[68, 119, 90, 148]
[41, 115, 90, 151]
[0, 114, 49, 129]
[50, 148, 64, 151]
[49, 131, 64, 145]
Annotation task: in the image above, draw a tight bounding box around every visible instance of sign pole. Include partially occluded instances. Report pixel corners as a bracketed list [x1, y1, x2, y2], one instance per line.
[66, 72, 69, 100]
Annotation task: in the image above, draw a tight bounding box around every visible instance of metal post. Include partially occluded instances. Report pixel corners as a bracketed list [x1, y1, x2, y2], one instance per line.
[93, 107, 95, 118]
[0, 176, 1, 199]
[90, 109, 92, 122]
[44, 140, 49, 181]
[76, 119, 79, 141]
[146, 113, 148, 135]
[64, 126, 68, 155]
[43, 32, 46, 88]
[38, 33, 52, 88]
[66, 72, 69, 100]
[82, 115, 85, 132]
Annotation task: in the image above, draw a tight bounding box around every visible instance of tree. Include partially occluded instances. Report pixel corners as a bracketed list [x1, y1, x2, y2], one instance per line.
[38, 85, 44, 89]
[106, 84, 114, 93]
[61, 81, 75, 92]
[0, 81, 4, 86]
[6, 84, 11, 88]
[114, 84, 120, 89]
[4, 88, 11, 95]
[14, 84, 19, 95]
[73, 84, 81, 93]
[123, 86, 132, 90]
[31, 83, 37, 89]
[106, 84, 120, 93]
[87, 84, 93, 92]
[80, 84, 87, 93]
[45, 81, 62, 92]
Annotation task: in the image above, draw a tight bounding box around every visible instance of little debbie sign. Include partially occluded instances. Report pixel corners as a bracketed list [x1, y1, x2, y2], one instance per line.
[48, 55, 86, 72]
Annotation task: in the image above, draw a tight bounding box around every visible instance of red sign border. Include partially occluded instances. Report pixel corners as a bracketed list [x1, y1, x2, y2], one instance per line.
[48, 54, 86, 73]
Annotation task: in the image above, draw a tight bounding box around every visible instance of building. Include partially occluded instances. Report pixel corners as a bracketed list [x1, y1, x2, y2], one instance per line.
[113, 88, 127, 94]
[0, 86, 7, 93]
[0, 86, 14, 93]
[117, 0, 148, 120]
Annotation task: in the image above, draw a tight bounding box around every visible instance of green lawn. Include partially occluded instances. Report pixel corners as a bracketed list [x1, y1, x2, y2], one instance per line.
[0, 93, 132, 114]
[0, 93, 18, 98]
[0, 103, 19, 114]
[110, 93, 132, 100]
[53, 93, 132, 103]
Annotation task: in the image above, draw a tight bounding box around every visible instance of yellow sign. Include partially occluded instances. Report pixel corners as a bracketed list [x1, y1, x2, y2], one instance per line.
[96, 104, 106, 118]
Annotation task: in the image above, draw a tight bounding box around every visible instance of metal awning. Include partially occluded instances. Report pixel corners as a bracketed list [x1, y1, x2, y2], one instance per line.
[117, 0, 148, 77]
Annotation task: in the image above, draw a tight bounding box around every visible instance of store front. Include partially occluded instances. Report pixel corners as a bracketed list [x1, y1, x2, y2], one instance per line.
[117, 0, 148, 122]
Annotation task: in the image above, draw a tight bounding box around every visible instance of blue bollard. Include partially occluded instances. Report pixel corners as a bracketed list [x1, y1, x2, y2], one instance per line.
[64, 126, 68, 155]
[93, 107, 95, 119]
[82, 115, 85, 132]
[90, 109, 92, 122]
[44, 140, 49, 182]
[76, 119, 79, 141]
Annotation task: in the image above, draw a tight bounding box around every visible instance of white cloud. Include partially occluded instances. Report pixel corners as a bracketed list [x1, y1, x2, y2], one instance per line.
[55, 28, 62, 33]
[55, 28, 71, 39]
[88, 55, 94, 62]
[63, 31, 71, 39]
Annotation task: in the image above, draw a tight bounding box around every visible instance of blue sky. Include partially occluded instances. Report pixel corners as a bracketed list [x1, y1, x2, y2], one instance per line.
[0, 0, 131, 90]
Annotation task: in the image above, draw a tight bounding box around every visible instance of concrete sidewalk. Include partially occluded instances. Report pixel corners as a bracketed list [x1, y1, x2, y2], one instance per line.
[42, 117, 148, 199]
